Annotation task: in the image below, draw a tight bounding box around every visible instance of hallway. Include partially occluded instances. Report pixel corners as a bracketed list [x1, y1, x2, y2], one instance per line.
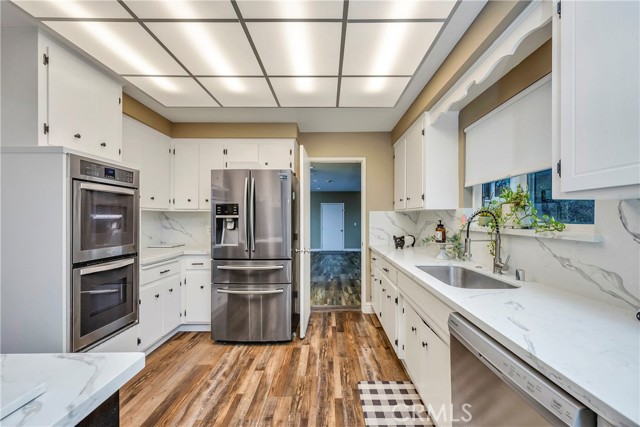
[310, 251, 361, 307]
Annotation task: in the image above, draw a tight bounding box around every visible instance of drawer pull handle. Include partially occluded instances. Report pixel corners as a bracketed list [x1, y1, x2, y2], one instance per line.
[372, 257, 377, 261]
[422, 341, 428, 348]
[411, 326, 417, 332]
[387, 295, 391, 299]
[100, 142, 107, 147]
[150, 196, 155, 200]
[200, 285, 204, 289]
[160, 269, 171, 274]
[383, 268, 389, 273]
[155, 294, 160, 298]
[169, 288, 173, 292]
[191, 262, 204, 266]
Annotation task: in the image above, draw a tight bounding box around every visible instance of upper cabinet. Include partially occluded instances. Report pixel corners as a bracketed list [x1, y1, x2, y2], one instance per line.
[172, 139, 224, 211]
[394, 112, 458, 211]
[552, 0, 640, 199]
[223, 139, 296, 171]
[122, 116, 171, 210]
[1, 30, 123, 162]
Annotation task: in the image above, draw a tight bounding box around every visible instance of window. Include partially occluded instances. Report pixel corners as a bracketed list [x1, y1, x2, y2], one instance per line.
[480, 169, 595, 225]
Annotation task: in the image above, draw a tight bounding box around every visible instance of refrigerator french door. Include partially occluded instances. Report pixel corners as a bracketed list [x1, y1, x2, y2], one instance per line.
[211, 169, 297, 342]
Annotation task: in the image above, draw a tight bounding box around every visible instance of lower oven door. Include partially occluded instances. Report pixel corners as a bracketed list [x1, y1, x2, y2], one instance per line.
[211, 283, 291, 343]
[72, 257, 138, 351]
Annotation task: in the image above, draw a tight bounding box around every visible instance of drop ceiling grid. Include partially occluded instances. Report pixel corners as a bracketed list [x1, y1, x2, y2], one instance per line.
[13, 0, 454, 109]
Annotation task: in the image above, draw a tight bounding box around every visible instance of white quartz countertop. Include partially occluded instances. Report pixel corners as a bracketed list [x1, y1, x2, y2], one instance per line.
[140, 246, 210, 266]
[0, 352, 145, 426]
[370, 245, 640, 427]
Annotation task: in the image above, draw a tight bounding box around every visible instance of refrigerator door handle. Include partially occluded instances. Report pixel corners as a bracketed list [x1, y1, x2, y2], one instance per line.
[217, 265, 284, 271]
[217, 288, 283, 295]
[250, 177, 256, 252]
[243, 176, 248, 252]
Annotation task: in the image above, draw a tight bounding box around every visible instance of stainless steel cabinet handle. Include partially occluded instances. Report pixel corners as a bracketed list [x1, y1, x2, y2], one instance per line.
[80, 182, 136, 196]
[243, 177, 249, 252]
[217, 265, 283, 271]
[80, 289, 119, 295]
[217, 288, 284, 295]
[80, 258, 135, 275]
[250, 177, 256, 252]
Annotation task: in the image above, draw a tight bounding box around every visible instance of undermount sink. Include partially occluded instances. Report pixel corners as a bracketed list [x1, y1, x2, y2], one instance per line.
[416, 265, 518, 289]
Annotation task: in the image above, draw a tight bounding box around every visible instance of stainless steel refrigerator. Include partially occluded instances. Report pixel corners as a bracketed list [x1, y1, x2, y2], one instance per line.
[210, 169, 298, 342]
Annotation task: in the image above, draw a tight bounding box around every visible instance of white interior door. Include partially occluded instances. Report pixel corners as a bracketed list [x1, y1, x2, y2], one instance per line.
[321, 203, 344, 251]
[299, 145, 311, 339]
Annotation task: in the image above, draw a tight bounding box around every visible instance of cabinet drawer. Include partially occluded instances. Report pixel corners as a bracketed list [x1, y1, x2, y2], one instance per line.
[140, 259, 180, 285]
[398, 271, 453, 344]
[380, 258, 398, 284]
[184, 257, 210, 270]
[370, 251, 381, 268]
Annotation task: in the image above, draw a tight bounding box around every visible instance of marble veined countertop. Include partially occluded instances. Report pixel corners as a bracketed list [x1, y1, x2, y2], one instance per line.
[370, 245, 639, 427]
[0, 352, 144, 426]
[140, 246, 210, 266]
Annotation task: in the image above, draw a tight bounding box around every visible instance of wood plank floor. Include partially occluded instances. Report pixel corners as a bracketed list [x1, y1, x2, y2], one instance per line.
[120, 312, 409, 427]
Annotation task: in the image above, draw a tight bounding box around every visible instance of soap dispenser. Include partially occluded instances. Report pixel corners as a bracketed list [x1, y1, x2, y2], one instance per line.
[435, 220, 447, 243]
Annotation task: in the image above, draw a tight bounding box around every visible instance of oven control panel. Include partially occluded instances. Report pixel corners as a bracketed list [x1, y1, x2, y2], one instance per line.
[80, 160, 135, 184]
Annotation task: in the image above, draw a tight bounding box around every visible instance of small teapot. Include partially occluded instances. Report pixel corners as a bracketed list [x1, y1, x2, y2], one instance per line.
[393, 234, 416, 250]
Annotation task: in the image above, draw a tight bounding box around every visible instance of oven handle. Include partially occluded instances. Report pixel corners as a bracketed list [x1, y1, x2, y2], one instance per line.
[80, 289, 120, 295]
[217, 265, 283, 271]
[80, 181, 136, 196]
[217, 288, 283, 295]
[80, 258, 135, 276]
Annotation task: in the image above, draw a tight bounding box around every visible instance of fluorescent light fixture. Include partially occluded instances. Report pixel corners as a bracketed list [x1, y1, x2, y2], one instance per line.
[282, 21, 314, 92]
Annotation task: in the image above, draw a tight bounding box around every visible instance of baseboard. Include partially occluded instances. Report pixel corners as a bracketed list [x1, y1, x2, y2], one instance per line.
[361, 302, 374, 314]
[310, 248, 361, 252]
[179, 324, 211, 332]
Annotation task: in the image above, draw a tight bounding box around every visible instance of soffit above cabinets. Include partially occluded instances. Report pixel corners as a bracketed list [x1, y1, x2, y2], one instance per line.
[8, 0, 487, 131]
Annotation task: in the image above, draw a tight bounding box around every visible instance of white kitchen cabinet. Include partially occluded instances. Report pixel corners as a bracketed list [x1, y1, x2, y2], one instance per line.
[122, 116, 171, 210]
[138, 282, 164, 350]
[380, 275, 398, 352]
[552, 1, 640, 199]
[184, 268, 211, 324]
[198, 141, 225, 209]
[258, 140, 294, 169]
[394, 139, 407, 210]
[162, 278, 182, 333]
[394, 112, 459, 211]
[225, 141, 260, 169]
[173, 143, 200, 210]
[224, 139, 297, 170]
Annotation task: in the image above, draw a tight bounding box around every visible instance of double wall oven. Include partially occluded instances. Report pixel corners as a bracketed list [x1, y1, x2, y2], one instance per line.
[70, 155, 139, 352]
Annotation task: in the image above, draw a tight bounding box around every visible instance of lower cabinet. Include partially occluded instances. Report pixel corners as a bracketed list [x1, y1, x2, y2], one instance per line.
[371, 267, 381, 315]
[184, 265, 211, 324]
[138, 273, 182, 351]
[380, 276, 398, 353]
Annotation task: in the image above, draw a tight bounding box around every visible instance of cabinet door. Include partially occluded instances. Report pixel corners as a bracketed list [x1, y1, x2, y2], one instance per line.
[90, 75, 122, 160]
[405, 122, 424, 209]
[403, 303, 422, 383]
[225, 142, 260, 169]
[138, 282, 163, 350]
[555, 1, 639, 195]
[122, 116, 171, 209]
[422, 323, 452, 427]
[380, 277, 397, 350]
[371, 268, 380, 316]
[258, 140, 293, 170]
[394, 139, 406, 210]
[198, 142, 225, 209]
[162, 277, 182, 333]
[185, 269, 211, 323]
[173, 143, 199, 209]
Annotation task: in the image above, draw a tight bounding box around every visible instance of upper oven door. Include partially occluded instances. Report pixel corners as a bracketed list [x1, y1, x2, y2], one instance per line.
[73, 180, 139, 263]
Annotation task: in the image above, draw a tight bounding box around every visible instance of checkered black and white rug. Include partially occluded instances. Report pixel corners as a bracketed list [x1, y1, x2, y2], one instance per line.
[358, 381, 433, 426]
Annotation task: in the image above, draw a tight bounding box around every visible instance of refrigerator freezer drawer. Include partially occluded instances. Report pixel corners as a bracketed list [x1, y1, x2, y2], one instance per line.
[211, 283, 292, 342]
[212, 260, 291, 284]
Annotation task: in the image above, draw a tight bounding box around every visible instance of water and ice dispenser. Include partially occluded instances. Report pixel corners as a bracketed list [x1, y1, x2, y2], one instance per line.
[214, 203, 240, 246]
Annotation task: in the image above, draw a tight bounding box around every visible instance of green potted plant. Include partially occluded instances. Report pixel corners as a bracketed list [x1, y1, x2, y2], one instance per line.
[499, 185, 534, 228]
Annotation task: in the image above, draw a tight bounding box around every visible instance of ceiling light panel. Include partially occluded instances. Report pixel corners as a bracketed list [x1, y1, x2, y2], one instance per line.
[124, 77, 217, 107]
[247, 22, 342, 76]
[270, 78, 337, 107]
[342, 22, 443, 75]
[147, 22, 261, 76]
[43, 21, 186, 75]
[11, 0, 130, 19]
[199, 78, 276, 107]
[347, 0, 456, 20]
[123, 0, 237, 19]
[237, 0, 343, 19]
[339, 77, 410, 107]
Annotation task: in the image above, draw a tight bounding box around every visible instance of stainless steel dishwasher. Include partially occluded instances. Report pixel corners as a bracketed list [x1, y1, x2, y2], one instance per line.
[448, 313, 596, 427]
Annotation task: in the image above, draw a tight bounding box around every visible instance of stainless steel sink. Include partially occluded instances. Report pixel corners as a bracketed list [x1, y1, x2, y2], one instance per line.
[416, 265, 518, 289]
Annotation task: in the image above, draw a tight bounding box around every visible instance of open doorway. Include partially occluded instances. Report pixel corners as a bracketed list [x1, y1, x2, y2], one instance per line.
[310, 162, 362, 308]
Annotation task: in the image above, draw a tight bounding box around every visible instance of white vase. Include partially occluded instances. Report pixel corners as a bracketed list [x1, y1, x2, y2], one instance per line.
[501, 203, 532, 228]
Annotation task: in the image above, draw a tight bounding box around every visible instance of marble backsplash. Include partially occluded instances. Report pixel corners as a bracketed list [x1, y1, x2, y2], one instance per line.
[370, 199, 640, 310]
[141, 211, 211, 248]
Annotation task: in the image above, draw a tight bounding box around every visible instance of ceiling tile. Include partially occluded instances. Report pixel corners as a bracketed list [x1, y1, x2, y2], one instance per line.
[339, 77, 410, 107]
[199, 77, 276, 107]
[124, 77, 218, 107]
[247, 22, 342, 76]
[11, 0, 130, 19]
[43, 21, 186, 75]
[342, 22, 443, 75]
[348, 0, 456, 20]
[147, 22, 262, 76]
[123, 0, 237, 20]
[270, 78, 337, 107]
[237, 0, 343, 19]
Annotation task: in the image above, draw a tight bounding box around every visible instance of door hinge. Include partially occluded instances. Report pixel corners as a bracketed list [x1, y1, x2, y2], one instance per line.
[556, 160, 562, 177]
[395, 297, 398, 305]
[138, 299, 141, 305]
[223, 148, 227, 155]
[394, 339, 398, 346]
[402, 344, 405, 350]
[379, 312, 382, 317]
[43, 123, 49, 135]
[118, 97, 121, 105]
[225, 162, 228, 168]
[421, 128, 424, 136]
[42, 53, 49, 65]
[557, 1, 561, 18]
[421, 194, 424, 201]
[169, 148, 172, 154]
[289, 162, 292, 168]
[179, 312, 182, 317]
[137, 337, 141, 345]
[184, 310, 187, 316]
[402, 308, 405, 314]
[173, 148, 175, 155]
[118, 148, 121, 155]
[289, 149, 292, 155]
[172, 198, 175, 204]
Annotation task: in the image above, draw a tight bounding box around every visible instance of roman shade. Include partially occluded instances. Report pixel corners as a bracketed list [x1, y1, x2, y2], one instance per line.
[464, 76, 552, 187]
